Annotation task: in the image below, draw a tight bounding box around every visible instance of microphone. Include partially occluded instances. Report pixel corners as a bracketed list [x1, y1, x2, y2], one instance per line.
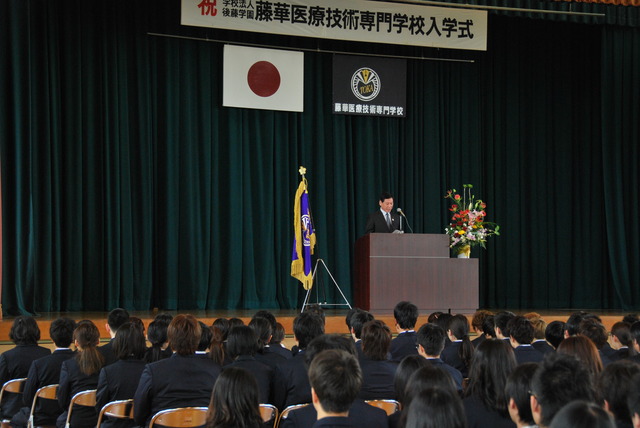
[396, 208, 413, 233]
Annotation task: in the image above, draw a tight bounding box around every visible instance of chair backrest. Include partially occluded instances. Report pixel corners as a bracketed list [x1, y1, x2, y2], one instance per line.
[365, 399, 401, 416]
[259, 404, 278, 427]
[276, 403, 309, 428]
[64, 389, 97, 428]
[96, 399, 134, 427]
[0, 378, 27, 403]
[27, 384, 58, 428]
[149, 407, 208, 428]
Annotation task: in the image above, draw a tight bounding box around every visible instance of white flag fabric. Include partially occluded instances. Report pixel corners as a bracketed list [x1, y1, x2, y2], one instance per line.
[223, 45, 304, 112]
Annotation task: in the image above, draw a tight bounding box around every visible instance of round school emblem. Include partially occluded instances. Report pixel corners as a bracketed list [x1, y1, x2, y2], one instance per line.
[351, 67, 381, 102]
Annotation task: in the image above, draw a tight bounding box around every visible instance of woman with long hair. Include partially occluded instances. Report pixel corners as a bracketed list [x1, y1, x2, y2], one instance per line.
[441, 314, 474, 377]
[463, 339, 517, 428]
[57, 320, 104, 428]
[206, 367, 263, 428]
[556, 335, 603, 380]
[405, 388, 467, 428]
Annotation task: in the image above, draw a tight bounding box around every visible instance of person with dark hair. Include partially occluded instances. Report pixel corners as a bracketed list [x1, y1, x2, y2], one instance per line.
[209, 326, 226, 366]
[128, 316, 145, 333]
[544, 320, 565, 349]
[530, 352, 596, 428]
[579, 318, 613, 366]
[390, 301, 419, 362]
[345, 308, 360, 332]
[610, 322, 636, 361]
[549, 400, 615, 428]
[272, 312, 324, 410]
[249, 317, 286, 369]
[427, 311, 444, 324]
[270, 322, 292, 360]
[415, 323, 463, 391]
[225, 325, 273, 404]
[0, 316, 51, 421]
[404, 388, 467, 428]
[564, 311, 590, 338]
[365, 192, 401, 234]
[196, 321, 213, 356]
[482, 314, 497, 339]
[390, 354, 430, 427]
[627, 372, 640, 428]
[206, 367, 264, 428]
[99, 308, 130, 366]
[471, 310, 494, 347]
[228, 317, 245, 329]
[507, 316, 544, 364]
[441, 314, 474, 377]
[629, 321, 640, 365]
[133, 314, 222, 426]
[494, 311, 516, 341]
[598, 360, 640, 428]
[144, 318, 171, 363]
[11, 317, 75, 428]
[213, 318, 231, 341]
[557, 335, 603, 380]
[252, 310, 277, 331]
[505, 363, 538, 428]
[524, 313, 554, 355]
[57, 320, 105, 428]
[463, 339, 517, 428]
[95, 322, 147, 428]
[308, 349, 362, 427]
[623, 314, 640, 325]
[281, 334, 388, 428]
[304, 304, 326, 325]
[359, 320, 398, 400]
[350, 310, 374, 358]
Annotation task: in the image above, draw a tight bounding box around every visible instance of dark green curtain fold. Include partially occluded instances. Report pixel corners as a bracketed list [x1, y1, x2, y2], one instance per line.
[1, 0, 639, 314]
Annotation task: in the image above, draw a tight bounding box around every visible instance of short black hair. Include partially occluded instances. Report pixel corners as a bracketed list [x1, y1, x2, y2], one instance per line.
[252, 310, 277, 331]
[416, 323, 445, 356]
[531, 352, 595, 427]
[113, 322, 146, 360]
[597, 360, 640, 422]
[9, 316, 41, 345]
[248, 317, 272, 348]
[549, 400, 615, 428]
[565, 311, 589, 336]
[579, 318, 608, 349]
[494, 311, 516, 338]
[622, 314, 640, 325]
[293, 312, 325, 350]
[505, 363, 538, 426]
[304, 334, 358, 367]
[350, 310, 374, 339]
[378, 192, 393, 203]
[394, 301, 419, 330]
[226, 325, 260, 359]
[507, 316, 534, 345]
[308, 349, 362, 414]
[303, 304, 326, 324]
[630, 321, 640, 349]
[107, 308, 130, 331]
[198, 321, 213, 352]
[545, 320, 566, 349]
[345, 308, 360, 331]
[50, 317, 76, 348]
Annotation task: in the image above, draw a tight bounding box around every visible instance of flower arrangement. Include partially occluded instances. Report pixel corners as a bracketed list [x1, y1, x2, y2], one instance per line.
[444, 184, 500, 256]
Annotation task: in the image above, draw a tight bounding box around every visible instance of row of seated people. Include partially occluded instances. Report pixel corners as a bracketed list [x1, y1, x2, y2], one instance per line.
[1, 304, 640, 428]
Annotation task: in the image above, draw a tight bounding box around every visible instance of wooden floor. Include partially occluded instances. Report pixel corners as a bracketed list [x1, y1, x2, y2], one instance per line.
[0, 308, 631, 343]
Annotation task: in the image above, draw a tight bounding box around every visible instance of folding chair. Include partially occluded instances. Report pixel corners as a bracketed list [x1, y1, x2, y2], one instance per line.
[148, 407, 208, 428]
[96, 399, 134, 427]
[276, 403, 309, 428]
[0, 378, 28, 428]
[365, 399, 401, 416]
[27, 384, 58, 428]
[259, 404, 278, 427]
[64, 389, 96, 428]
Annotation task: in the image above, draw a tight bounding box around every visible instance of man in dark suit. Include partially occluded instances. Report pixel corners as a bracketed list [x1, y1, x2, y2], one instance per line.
[507, 316, 544, 365]
[11, 318, 76, 428]
[416, 323, 463, 392]
[389, 301, 419, 362]
[99, 308, 130, 366]
[364, 192, 401, 234]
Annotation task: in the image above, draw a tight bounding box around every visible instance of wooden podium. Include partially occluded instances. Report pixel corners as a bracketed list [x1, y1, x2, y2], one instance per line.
[354, 234, 478, 313]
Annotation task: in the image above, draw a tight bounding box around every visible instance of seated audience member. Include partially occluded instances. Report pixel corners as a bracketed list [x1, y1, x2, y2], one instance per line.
[272, 312, 325, 410]
[504, 363, 539, 428]
[544, 320, 565, 349]
[95, 322, 147, 428]
[471, 310, 494, 347]
[99, 308, 130, 366]
[11, 317, 76, 428]
[597, 360, 640, 428]
[610, 322, 636, 361]
[463, 339, 517, 428]
[494, 311, 516, 342]
[0, 316, 51, 421]
[128, 316, 145, 334]
[213, 317, 231, 342]
[226, 325, 273, 404]
[209, 326, 225, 366]
[524, 313, 554, 355]
[626, 372, 640, 428]
[482, 314, 497, 340]
[252, 310, 278, 334]
[196, 321, 213, 357]
[304, 304, 326, 325]
[134, 314, 222, 426]
[404, 388, 467, 428]
[390, 355, 430, 428]
[57, 320, 105, 428]
[308, 349, 362, 428]
[205, 367, 264, 428]
[431, 313, 452, 347]
[623, 314, 640, 325]
[580, 318, 613, 366]
[629, 321, 640, 365]
[529, 352, 596, 428]
[557, 335, 603, 380]
[359, 320, 398, 400]
[229, 317, 245, 329]
[549, 400, 615, 428]
[350, 310, 375, 358]
[144, 317, 171, 363]
[507, 316, 544, 364]
[563, 311, 593, 338]
[441, 314, 474, 377]
[415, 323, 463, 391]
[389, 301, 419, 362]
[249, 317, 286, 369]
[280, 335, 388, 428]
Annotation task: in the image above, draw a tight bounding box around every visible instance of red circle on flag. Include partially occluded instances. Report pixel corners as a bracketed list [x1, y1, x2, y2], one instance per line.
[247, 61, 281, 97]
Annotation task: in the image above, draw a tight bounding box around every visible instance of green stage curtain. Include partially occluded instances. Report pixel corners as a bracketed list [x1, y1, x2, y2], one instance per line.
[1, 0, 639, 314]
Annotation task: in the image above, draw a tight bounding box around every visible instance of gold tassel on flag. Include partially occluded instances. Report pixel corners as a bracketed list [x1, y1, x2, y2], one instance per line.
[291, 167, 316, 290]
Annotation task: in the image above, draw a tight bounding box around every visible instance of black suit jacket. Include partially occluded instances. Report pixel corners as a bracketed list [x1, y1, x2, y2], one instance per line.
[281, 399, 388, 428]
[0, 344, 51, 419]
[133, 354, 221, 427]
[441, 342, 469, 378]
[57, 358, 101, 428]
[389, 332, 418, 362]
[531, 339, 555, 355]
[95, 359, 146, 428]
[268, 344, 293, 360]
[365, 211, 400, 234]
[272, 351, 310, 411]
[255, 347, 288, 369]
[463, 394, 516, 428]
[226, 355, 274, 404]
[513, 345, 544, 365]
[358, 358, 398, 400]
[426, 358, 463, 391]
[99, 340, 118, 367]
[312, 416, 357, 428]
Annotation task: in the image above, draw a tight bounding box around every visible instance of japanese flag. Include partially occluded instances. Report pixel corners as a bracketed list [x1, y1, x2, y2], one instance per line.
[223, 45, 304, 112]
